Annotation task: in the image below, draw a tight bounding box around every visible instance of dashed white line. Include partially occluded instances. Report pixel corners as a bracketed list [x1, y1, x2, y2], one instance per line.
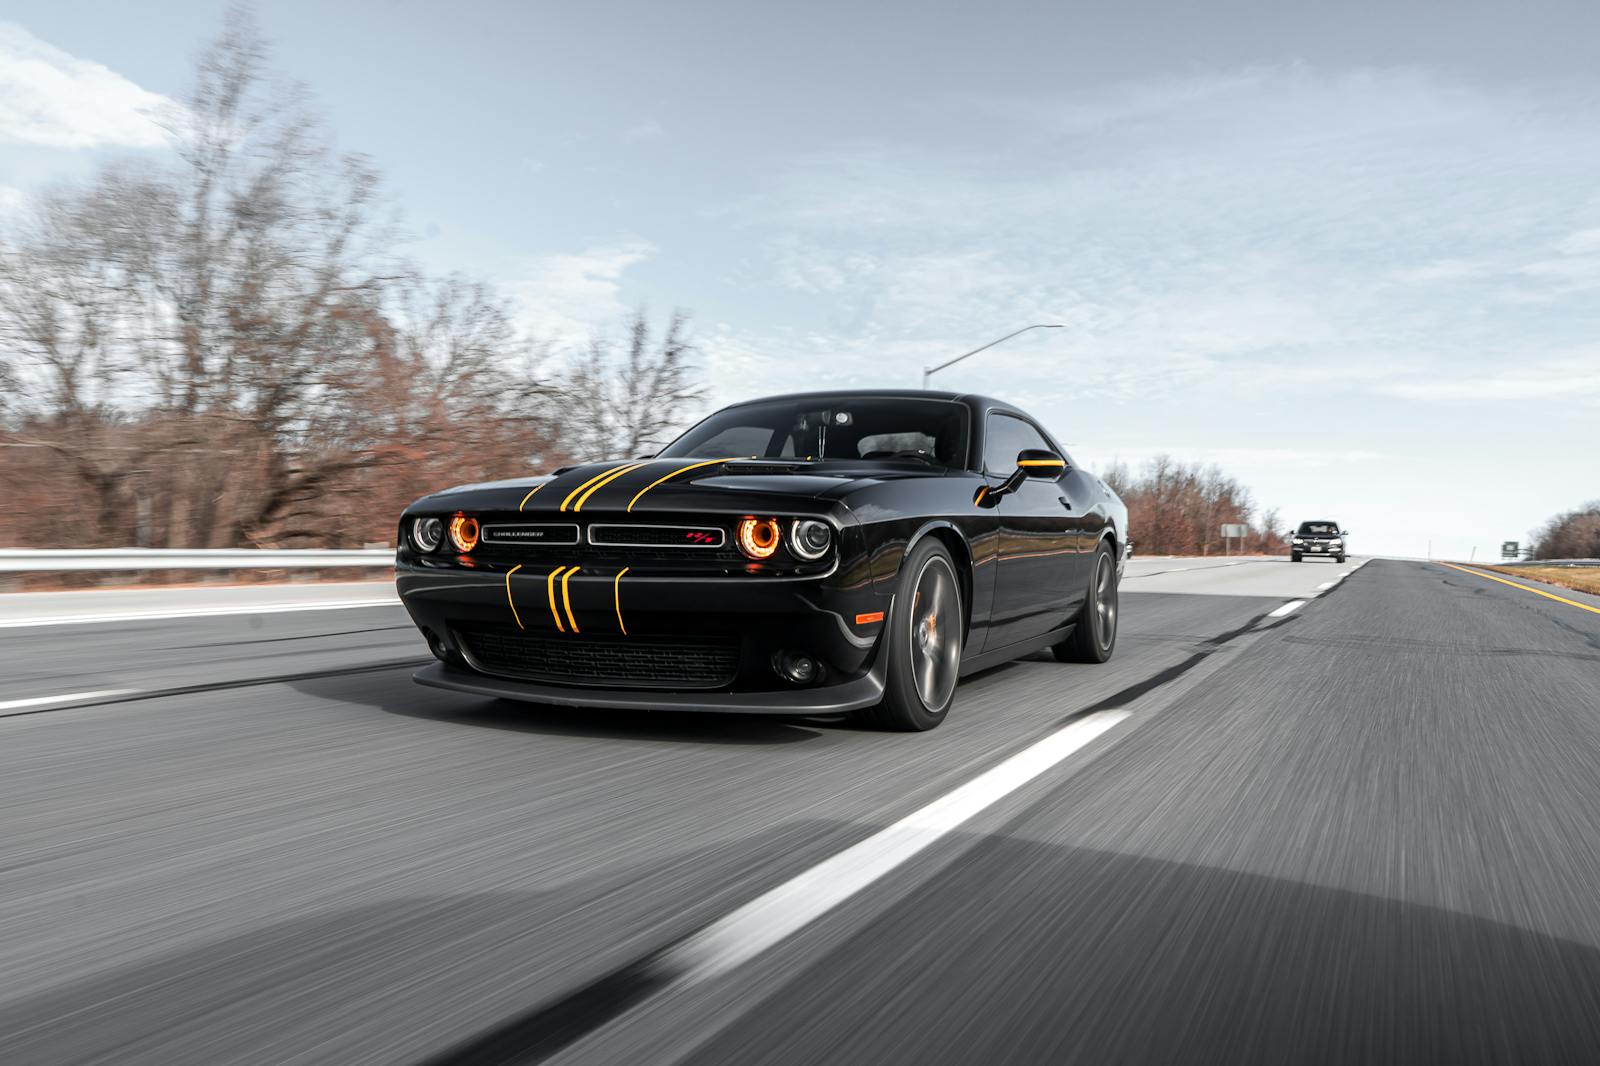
[668, 709, 1131, 982]
[1269, 600, 1306, 617]
[0, 690, 135, 715]
[1317, 581, 1337, 590]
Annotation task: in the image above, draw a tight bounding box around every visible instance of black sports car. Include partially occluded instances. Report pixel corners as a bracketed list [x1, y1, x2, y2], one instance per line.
[396, 390, 1129, 730]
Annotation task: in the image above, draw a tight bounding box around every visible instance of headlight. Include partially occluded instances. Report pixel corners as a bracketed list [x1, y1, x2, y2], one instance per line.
[411, 517, 443, 552]
[1292, 537, 1303, 545]
[790, 519, 832, 561]
[1329, 538, 1343, 547]
[448, 514, 480, 553]
[736, 517, 781, 560]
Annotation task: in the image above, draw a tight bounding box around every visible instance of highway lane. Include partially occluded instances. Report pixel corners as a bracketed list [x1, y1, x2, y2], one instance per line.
[8, 557, 1592, 1064]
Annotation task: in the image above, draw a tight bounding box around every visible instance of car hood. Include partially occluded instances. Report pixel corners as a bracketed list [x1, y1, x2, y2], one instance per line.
[409, 457, 944, 515]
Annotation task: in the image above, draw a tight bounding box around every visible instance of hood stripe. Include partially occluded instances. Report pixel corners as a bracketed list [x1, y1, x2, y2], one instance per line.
[573, 462, 646, 512]
[559, 462, 637, 512]
[626, 457, 748, 512]
[518, 481, 552, 511]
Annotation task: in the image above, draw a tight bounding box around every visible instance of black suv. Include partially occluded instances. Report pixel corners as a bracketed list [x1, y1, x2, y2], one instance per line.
[1291, 521, 1347, 563]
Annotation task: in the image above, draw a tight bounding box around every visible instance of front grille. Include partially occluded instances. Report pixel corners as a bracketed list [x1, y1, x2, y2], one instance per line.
[588, 523, 725, 548]
[457, 627, 741, 690]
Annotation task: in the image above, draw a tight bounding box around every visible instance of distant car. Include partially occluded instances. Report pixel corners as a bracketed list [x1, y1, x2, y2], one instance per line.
[1291, 520, 1348, 563]
[395, 390, 1129, 731]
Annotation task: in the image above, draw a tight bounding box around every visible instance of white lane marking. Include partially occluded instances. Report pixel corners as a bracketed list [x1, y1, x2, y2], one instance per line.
[668, 709, 1130, 982]
[0, 597, 399, 630]
[1269, 600, 1306, 617]
[1317, 581, 1337, 590]
[0, 690, 135, 714]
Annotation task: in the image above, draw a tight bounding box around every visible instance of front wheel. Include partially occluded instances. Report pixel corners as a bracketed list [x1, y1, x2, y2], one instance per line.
[1291, 553, 1302, 562]
[1054, 540, 1118, 664]
[855, 539, 963, 731]
[1336, 555, 1346, 564]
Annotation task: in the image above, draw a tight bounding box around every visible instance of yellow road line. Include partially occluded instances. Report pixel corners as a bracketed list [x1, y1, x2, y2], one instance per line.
[547, 566, 569, 632]
[505, 564, 524, 629]
[573, 462, 645, 511]
[518, 481, 550, 511]
[626, 458, 741, 512]
[1440, 563, 1600, 616]
[561, 566, 581, 633]
[561, 463, 635, 512]
[614, 567, 629, 636]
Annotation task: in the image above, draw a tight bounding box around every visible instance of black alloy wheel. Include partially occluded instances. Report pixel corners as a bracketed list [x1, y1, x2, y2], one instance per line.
[1055, 539, 1119, 664]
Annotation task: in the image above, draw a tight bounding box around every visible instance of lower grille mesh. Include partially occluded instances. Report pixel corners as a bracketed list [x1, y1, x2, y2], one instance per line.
[458, 628, 740, 689]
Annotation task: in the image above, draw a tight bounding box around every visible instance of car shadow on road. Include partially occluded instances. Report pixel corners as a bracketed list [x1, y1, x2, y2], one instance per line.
[286, 669, 836, 746]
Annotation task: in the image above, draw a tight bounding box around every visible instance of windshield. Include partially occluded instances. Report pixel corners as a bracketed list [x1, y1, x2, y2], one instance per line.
[1298, 522, 1340, 535]
[660, 396, 970, 467]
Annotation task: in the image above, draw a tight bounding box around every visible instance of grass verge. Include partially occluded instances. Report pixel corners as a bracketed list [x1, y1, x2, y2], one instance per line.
[1478, 565, 1600, 597]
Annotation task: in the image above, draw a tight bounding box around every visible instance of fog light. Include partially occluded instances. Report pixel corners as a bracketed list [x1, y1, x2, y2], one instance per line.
[775, 651, 819, 685]
[424, 630, 450, 662]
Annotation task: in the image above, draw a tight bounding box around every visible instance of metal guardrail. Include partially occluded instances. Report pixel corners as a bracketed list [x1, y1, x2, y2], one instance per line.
[0, 549, 395, 572]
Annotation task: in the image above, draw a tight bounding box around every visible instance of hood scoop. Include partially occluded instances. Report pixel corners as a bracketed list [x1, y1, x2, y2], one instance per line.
[721, 461, 813, 475]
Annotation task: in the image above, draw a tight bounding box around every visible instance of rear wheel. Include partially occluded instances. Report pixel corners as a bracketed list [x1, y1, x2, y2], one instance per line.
[1054, 540, 1118, 664]
[855, 539, 963, 731]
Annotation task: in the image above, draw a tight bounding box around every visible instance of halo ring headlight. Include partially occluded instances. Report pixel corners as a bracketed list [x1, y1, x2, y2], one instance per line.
[736, 517, 781, 560]
[448, 514, 480, 553]
[790, 519, 833, 561]
[411, 517, 443, 553]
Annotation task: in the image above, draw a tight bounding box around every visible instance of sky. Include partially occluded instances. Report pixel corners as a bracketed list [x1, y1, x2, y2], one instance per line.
[2, 0, 1597, 558]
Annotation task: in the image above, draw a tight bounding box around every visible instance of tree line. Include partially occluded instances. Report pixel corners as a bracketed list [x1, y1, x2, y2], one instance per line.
[1530, 502, 1600, 560]
[1102, 457, 1288, 556]
[0, 11, 700, 551]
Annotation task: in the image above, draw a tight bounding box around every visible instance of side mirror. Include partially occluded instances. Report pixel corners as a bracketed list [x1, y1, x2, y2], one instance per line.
[1341, 529, 1350, 536]
[1016, 448, 1067, 480]
[974, 449, 1067, 508]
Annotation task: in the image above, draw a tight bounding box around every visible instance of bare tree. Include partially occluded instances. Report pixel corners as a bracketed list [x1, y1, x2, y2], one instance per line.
[1530, 502, 1600, 560]
[560, 308, 704, 461]
[1097, 455, 1286, 555]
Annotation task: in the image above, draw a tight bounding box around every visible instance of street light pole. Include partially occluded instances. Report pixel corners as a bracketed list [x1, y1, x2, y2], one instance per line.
[922, 324, 1064, 388]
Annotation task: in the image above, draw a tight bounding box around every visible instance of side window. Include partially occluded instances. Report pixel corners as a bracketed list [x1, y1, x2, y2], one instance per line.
[983, 413, 1052, 475]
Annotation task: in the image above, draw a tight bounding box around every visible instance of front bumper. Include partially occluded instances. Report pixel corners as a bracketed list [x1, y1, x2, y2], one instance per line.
[413, 659, 886, 714]
[397, 560, 889, 711]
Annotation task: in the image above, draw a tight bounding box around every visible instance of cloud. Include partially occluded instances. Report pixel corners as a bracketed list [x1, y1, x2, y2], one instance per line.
[0, 185, 23, 215]
[0, 22, 171, 149]
[1376, 351, 1600, 402]
[504, 240, 656, 344]
[717, 65, 1600, 410]
[621, 119, 666, 144]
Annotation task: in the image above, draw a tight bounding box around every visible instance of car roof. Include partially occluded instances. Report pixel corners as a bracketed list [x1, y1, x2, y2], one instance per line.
[720, 389, 1031, 418]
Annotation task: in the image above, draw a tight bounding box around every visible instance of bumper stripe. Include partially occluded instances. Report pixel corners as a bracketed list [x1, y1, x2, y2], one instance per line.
[547, 566, 569, 632]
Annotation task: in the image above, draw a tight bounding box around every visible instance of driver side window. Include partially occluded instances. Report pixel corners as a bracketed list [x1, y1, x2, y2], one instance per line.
[983, 413, 1051, 475]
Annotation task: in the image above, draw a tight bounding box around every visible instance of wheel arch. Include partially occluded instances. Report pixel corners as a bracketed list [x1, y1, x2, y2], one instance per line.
[905, 520, 975, 641]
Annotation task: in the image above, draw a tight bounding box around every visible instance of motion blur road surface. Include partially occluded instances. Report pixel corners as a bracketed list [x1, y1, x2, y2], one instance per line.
[4, 557, 1600, 1064]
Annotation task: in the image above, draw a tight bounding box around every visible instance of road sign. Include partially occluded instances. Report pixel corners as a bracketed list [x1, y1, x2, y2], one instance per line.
[1501, 541, 1519, 559]
[1221, 524, 1248, 539]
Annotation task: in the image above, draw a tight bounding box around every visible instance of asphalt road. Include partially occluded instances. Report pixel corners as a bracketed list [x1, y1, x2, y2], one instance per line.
[3, 557, 1600, 1064]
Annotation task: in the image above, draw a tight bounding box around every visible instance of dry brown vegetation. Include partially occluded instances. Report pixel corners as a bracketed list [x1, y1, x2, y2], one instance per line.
[1479, 565, 1600, 597]
[1529, 501, 1600, 561]
[0, 12, 700, 552]
[1102, 457, 1288, 556]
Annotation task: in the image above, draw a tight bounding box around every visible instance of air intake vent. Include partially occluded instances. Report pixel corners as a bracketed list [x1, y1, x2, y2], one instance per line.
[458, 628, 740, 689]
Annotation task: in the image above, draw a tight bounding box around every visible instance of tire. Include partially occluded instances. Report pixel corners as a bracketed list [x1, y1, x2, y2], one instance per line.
[1336, 555, 1346, 564]
[855, 539, 963, 731]
[1054, 539, 1118, 664]
[1291, 553, 1302, 562]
